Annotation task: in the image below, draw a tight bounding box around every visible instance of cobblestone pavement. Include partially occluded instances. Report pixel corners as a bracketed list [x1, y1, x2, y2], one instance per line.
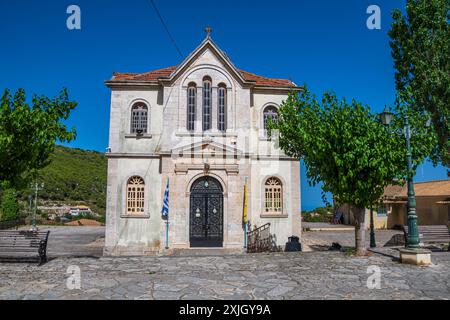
[1, 250, 449, 300]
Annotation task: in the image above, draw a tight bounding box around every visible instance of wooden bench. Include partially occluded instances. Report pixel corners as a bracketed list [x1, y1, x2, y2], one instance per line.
[0, 230, 50, 265]
[403, 225, 450, 250]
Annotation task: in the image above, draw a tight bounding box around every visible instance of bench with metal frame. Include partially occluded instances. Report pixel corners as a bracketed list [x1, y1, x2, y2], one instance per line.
[0, 230, 50, 265]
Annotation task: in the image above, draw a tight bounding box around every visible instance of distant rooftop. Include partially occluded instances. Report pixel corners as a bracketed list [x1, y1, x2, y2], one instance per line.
[384, 180, 450, 198]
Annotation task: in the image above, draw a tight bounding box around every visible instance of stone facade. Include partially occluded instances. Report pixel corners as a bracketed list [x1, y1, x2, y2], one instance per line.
[104, 33, 302, 255]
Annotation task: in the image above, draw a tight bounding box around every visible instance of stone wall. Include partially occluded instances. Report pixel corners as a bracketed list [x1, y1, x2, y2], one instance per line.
[105, 45, 302, 255]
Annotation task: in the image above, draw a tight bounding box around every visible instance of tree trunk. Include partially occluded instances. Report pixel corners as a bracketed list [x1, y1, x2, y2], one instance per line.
[352, 206, 367, 256]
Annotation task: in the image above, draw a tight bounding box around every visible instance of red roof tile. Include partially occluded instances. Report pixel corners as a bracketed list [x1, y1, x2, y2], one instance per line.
[111, 65, 295, 88]
[112, 66, 177, 82]
[238, 70, 295, 87]
[383, 180, 450, 198]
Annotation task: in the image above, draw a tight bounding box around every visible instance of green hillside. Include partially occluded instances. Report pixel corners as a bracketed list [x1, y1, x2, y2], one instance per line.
[20, 145, 107, 215]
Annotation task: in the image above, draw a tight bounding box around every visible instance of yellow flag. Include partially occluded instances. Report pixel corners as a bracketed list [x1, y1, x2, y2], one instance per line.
[242, 181, 248, 225]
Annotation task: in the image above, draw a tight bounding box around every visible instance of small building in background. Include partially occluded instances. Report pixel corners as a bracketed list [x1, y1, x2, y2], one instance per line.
[339, 180, 450, 230]
[68, 205, 92, 217]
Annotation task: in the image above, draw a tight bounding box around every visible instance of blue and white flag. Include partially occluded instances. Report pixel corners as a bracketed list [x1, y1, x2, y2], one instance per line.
[161, 178, 169, 220]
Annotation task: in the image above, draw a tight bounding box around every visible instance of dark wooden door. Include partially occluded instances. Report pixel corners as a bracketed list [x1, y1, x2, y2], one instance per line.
[189, 177, 223, 247]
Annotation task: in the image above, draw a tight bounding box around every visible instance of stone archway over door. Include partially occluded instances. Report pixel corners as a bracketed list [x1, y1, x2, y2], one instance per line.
[189, 176, 223, 247]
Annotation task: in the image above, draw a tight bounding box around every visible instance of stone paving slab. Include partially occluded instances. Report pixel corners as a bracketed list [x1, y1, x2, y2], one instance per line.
[1, 251, 449, 300]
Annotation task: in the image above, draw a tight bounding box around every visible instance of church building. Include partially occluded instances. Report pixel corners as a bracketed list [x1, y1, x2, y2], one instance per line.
[104, 29, 302, 255]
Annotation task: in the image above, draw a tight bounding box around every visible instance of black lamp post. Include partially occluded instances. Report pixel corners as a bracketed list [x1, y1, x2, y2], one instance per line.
[369, 206, 376, 248]
[379, 109, 430, 249]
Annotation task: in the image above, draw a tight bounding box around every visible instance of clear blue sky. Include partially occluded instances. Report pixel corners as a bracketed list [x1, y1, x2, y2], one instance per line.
[0, 0, 447, 211]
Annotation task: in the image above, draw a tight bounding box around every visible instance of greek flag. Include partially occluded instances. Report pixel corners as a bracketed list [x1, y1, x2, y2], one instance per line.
[161, 178, 169, 220]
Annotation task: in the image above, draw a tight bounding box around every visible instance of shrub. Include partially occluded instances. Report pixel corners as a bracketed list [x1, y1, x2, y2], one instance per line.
[0, 189, 20, 221]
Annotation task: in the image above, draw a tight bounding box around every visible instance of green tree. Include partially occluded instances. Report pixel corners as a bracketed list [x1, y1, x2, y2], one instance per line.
[269, 88, 435, 255]
[0, 188, 20, 221]
[0, 88, 77, 187]
[389, 0, 450, 167]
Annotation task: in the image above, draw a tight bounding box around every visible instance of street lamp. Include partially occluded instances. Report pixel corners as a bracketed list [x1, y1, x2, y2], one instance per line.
[369, 206, 376, 248]
[379, 108, 430, 249]
[30, 181, 45, 231]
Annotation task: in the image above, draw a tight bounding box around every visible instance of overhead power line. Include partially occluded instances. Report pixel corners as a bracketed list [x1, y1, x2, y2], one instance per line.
[148, 0, 183, 58]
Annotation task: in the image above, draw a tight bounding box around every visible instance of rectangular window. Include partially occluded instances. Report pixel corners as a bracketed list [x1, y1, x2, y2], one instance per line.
[377, 205, 388, 216]
[126, 177, 145, 214]
[264, 178, 283, 213]
[218, 87, 226, 132]
[203, 81, 211, 131]
[187, 87, 196, 131]
[131, 104, 148, 134]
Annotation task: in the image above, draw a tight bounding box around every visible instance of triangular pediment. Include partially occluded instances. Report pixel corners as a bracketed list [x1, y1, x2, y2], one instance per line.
[171, 140, 242, 158]
[162, 37, 252, 86]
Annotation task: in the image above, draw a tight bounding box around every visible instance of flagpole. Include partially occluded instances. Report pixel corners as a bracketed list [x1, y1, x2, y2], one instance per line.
[165, 220, 169, 249]
[244, 221, 248, 249]
[162, 178, 170, 250]
[243, 176, 248, 249]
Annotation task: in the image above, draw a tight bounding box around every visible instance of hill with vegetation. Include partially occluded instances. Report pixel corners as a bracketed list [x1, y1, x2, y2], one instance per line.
[20, 145, 107, 216]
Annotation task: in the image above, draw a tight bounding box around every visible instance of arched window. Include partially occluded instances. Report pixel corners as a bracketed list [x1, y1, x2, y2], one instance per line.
[187, 84, 196, 131]
[217, 84, 227, 132]
[202, 77, 212, 131]
[263, 105, 278, 137]
[264, 177, 283, 214]
[131, 102, 148, 134]
[126, 176, 145, 214]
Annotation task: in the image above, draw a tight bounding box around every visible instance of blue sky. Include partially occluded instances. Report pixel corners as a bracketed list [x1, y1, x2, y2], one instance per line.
[0, 0, 447, 211]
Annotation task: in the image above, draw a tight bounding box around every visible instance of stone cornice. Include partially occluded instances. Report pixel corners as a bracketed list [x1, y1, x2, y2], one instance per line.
[106, 152, 298, 162]
[174, 163, 239, 175]
[104, 80, 160, 90]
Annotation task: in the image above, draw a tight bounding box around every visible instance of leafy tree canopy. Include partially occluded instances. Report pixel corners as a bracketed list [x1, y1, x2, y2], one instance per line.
[389, 0, 450, 167]
[269, 87, 436, 209]
[269, 87, 436, 255]
[0, 88, 77, 187]
[0, 188, 20, 222]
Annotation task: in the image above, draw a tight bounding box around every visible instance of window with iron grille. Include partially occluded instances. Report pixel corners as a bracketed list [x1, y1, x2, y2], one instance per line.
[263, 106, 278, 137]
[130, 103, 148, 134]
[126, 176, 145, 214]
[187, 85, 196, 131]
[264, 177, 283, 213]
[218, 85, 227, 132]
[202, 78, 212, 131]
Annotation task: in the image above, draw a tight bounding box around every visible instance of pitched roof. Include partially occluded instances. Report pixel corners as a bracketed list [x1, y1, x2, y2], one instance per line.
[383, 180, 450, 198]
[238, 70, 295, 87]
[110, 65, 296, 88]
[112, 66, 177, 82]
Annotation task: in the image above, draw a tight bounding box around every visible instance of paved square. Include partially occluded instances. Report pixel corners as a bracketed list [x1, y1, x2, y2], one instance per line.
[1, 251, 450, 300]
[1, 226, 449, 300]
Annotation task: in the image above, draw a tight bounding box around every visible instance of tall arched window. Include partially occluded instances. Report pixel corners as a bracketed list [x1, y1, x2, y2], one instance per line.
[218, 84, 227, 132]
[126, 176, 145, 214]
[264, 177, 283, 214]
[131, 102, 148, 134]
[263, 105, 278, 137]
[202, 77, 212, 131]
[187, 84, 196, 131]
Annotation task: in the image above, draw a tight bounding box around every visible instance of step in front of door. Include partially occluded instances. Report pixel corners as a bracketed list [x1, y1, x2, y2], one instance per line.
[170, 248, 245, 257]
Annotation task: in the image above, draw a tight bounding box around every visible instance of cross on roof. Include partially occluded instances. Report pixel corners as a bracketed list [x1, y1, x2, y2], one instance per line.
[205, 26, 212, 37]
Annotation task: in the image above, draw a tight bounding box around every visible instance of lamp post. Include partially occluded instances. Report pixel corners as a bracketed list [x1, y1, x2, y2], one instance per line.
[31, 181, 44, 231]
[369, 206, 376, 248]
[379, 110, 430, 249]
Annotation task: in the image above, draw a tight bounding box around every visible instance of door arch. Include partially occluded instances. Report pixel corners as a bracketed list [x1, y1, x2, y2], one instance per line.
[189, 176, 224, 247]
